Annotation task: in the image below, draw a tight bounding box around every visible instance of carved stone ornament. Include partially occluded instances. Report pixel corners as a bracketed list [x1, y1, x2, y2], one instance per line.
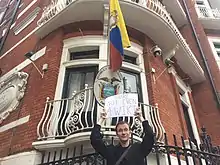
[0, 72, 29, 124]
[94, 65, 124, 107]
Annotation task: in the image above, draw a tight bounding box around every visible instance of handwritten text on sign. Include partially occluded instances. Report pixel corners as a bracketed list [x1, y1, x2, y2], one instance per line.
[105, 93, 138, 117]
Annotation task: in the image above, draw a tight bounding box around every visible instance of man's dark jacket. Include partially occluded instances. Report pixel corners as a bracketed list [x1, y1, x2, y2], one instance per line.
[90, 120, 154, 165]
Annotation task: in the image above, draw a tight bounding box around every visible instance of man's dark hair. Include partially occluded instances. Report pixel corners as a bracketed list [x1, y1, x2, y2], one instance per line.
[115, 121, 131, 132]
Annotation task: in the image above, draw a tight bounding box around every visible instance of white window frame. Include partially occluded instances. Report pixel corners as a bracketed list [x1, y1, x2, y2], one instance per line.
[168, 67, 201, 144]
[0, 11, 4, 23]
[55, 36, 148, 100]
[208, 37, 220, 70]
[195, 0, 213, 18]
[54, 36, 149, 123]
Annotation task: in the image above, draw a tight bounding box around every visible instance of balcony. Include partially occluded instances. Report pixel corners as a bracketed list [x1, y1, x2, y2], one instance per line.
[35, 0, 205, 84]
[196, 6, 220, 30]
[32, 85, 165, 150]
[159, 0, 186, 27]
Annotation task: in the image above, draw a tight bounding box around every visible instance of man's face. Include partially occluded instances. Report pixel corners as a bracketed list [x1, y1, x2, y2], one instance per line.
[116, 123, 131, 143]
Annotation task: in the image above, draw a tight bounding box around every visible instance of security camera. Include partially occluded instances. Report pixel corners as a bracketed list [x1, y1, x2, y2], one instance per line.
[151, 45, 162, 57]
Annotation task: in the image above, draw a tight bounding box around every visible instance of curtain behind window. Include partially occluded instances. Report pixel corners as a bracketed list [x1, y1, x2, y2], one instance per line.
[64, 68, 96, 99]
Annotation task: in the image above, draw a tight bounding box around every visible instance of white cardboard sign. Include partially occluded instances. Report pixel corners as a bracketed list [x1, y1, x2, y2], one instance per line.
[105, 93, 138, 117]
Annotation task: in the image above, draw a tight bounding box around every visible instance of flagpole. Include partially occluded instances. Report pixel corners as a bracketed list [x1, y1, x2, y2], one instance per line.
[107, 2, 111, 66]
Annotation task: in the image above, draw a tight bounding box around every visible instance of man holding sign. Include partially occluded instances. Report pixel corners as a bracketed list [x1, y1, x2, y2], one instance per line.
[90, 106, 154, 165]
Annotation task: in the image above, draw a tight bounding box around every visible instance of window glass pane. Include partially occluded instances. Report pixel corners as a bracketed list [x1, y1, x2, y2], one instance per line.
[111, 70, 142, 128]
[121, 72, 137, 93]
[66, 72, 83, 98]
[214, 43, 220, 49]
[85, 72, 95, 87]
[63, 67, 97, 98]
[70, 47, 99, 60]
[196, 1, 204, 5]
[182, 103, 196, 142]
[123, 55, 137, 64]
[59, 67, 97, 135]
[120, 70, 142, 102]
[196, 0, 205, 5]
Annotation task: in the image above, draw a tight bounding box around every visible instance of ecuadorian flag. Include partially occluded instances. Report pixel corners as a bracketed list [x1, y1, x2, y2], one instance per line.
[109, 0, 131, 72]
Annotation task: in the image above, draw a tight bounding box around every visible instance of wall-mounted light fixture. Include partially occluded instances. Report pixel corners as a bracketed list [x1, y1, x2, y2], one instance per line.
[164, 58, 175, 67]
[163, 44, 179, 62]
[24, 52, 48, 78]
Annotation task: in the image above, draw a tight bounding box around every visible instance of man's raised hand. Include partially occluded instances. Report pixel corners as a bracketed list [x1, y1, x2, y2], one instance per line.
[97, 108, 107, 125]
[134, 107, 144, 122]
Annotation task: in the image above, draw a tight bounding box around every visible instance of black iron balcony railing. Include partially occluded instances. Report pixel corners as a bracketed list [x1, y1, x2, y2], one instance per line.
[38, 128, 220, 165]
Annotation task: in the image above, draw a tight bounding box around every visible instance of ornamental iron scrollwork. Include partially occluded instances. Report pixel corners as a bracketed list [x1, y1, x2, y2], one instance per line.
[65, 85, 94, 134]
[132, 117, 143, 137]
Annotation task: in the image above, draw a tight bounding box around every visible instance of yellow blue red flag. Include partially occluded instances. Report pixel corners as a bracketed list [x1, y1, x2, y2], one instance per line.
[109, 0, 131, 72]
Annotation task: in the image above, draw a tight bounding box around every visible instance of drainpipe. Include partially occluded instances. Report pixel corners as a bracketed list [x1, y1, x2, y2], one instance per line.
[181, 0, 220, 108]
[0, 0, 21, 53]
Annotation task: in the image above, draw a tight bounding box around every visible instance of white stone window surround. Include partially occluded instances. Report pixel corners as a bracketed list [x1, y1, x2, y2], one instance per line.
[53, 36, 150, 125]
[168, 67, 201, 144]
[0, 11, 4, 23]
[208, 37, 220, 69]
[54, 36, 149, 102]
[13, 7, 40, 35]
[195, 0, 213, 18]
[10, 22, 16, 29]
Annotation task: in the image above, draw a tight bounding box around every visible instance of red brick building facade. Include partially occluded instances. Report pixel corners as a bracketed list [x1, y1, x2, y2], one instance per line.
[0, 0, 219, 164]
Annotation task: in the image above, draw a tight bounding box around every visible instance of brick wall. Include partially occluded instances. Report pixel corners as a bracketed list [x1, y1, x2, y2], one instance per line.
[0, 27, 64, 157]
[0, 22, 191, 156]
[1, 0, 218, 157]
[0, 0, 45, 74]
[0, 19, 104, 157]
[179, 0, 220, 145]
[143, 36, 189, 144]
